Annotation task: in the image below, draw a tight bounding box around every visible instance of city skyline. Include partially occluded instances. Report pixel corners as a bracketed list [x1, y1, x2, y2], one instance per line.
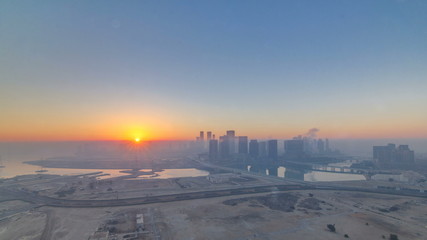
[1, 1, 427, 141]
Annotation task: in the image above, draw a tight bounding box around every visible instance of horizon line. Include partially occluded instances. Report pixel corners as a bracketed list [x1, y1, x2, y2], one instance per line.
[1, 137, 427, 143]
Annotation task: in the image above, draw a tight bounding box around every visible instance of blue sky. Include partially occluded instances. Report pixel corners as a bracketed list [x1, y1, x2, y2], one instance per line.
[1, 0, 427, 140]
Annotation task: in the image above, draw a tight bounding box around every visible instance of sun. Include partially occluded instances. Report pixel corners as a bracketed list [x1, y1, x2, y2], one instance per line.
[134, 137, 141, 143]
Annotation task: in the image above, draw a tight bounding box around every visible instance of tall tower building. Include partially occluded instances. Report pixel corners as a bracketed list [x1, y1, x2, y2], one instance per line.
[207, 131, 212, 141]
[374, 143, 415, 166]
[267, 140, 278, 160]
[226, 130, 236, 154]
[219, 136, 230, 158]
[209, 139, 218, 160]
[226, 130, 235, 137]
[325, 138, 330, 152]
[249, 140, 259, 158]
[238, 136, 248, 154]
[199, 131, 204, 141]
[284, 139, 304, 160]
[259, 141, 267, 157]
[396, 145, 415, 163]
[317, 139, 325, 153]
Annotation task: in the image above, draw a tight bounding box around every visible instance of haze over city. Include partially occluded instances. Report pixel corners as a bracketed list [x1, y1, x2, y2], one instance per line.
[1, 0, 427, 141]
[2, 1, 427, 240]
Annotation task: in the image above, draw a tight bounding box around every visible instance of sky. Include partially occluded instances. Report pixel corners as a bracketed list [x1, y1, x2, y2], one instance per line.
[1, 0, 427, 141]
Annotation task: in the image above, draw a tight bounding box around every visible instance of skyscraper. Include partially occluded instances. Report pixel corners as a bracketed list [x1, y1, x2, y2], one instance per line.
[226, 130, 235, 137]
[267, 140, 278, 160]
[226, 130, 236, 154]
[396, 145, 415, 163]
[219, 136, 230, 158]
[199, 131, 204, 141]
[317, 139, 325, 153]
[373, 143, 414, 166]
[325, 138, 330, 152]
[284, 139, 305, 160]
[207, 131, 212, 141]
[209, 139, 218, 160]
[249, 140, 259, 158]
[373, 143, 396, 166]
[238, 136, 248, 154]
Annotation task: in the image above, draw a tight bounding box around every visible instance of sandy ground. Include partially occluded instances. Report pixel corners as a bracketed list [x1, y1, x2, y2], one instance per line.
[38, 207, 113, 240]
[2, 170, 427, 240]
[153, 190, 427, 240]
[0, 211, 46, 240]
[1, 190, 426, 240]
[11, 173, 274, 201]
[0, 200, 33, 217]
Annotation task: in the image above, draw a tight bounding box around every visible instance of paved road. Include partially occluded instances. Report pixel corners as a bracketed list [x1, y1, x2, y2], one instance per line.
[0, 184, 309, 207]
[1, 160, 426, 208]
[1, 182, 427, 209]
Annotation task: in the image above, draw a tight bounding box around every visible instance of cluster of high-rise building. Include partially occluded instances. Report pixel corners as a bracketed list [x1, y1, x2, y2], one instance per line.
[196, 131, 214, 141]
[373, 143, 415, 167]
[197, 130, 331, 162]
[198, 130, 279, 161]
[283, 136, 331, 160]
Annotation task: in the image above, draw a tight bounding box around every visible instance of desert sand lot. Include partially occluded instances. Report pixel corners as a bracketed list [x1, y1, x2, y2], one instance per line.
[9, 172, 273, 201]
[0, 210, 46, 240]
[155, 191, 427, 240]
[1, 190, 427, 240]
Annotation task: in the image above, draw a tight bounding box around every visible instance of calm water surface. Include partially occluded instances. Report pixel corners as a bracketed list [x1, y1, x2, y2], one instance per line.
[0, 142, 209, 179]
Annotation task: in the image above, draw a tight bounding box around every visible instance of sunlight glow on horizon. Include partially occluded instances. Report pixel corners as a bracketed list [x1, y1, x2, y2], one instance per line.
[1, 124, 426, 142]
[0, 1, 426, 142]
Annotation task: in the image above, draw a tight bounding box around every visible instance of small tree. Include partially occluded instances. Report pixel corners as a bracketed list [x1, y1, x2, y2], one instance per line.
[344, 234, 349, 238]
[327, 224, 336, 232]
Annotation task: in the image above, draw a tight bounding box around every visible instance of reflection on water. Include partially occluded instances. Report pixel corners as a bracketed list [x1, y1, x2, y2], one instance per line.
[0, 159, 133, 179]
[0, 160, 208, 180]
[129, 168, 209, 179]
[247, 164, 366, 182]
[0, 142, 209, 180]
[0, 160, 209, 180]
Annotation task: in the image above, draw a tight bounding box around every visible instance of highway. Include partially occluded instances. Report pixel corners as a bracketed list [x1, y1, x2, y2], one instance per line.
[0, 184, 309, 208]
[1, 160, 426, 208]
[1, 182, 427, 209]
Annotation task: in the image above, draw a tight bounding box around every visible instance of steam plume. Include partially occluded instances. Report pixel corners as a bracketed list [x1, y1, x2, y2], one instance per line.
[305, 128, 319, 138]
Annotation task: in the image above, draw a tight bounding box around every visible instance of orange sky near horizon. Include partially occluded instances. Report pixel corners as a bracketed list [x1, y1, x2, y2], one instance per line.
[1, 118, 426, 142]
[1, 93, 426, 141]
[1, 1, 427, 143]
